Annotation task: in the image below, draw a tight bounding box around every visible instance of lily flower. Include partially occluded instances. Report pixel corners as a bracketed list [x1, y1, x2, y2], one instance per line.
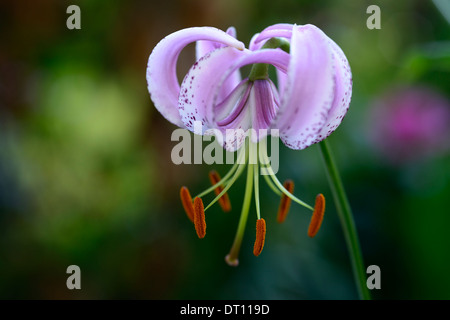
[147, 24, 352, 266]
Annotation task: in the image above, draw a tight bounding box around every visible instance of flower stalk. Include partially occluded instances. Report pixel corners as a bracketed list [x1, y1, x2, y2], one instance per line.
[318, 139, 371, 300]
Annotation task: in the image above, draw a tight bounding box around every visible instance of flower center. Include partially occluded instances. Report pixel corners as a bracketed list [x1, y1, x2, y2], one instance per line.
[214, 78, 280, 143]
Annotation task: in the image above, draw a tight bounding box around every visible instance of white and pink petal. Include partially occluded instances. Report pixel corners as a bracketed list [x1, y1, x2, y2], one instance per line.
[273, 24, 336, 150]
[253, 23, 295, 48]
[178, 46, 248, 134]
[317, 38, 352, 140]
[147, 27, 244, 127]
[195, 27, 242, 104]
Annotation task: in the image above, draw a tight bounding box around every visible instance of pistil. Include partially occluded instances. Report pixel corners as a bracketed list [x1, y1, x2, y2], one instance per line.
[225, 158, 254, 266]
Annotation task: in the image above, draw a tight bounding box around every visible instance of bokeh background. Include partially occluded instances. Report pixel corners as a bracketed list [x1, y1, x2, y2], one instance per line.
[1, 0, 449, 299]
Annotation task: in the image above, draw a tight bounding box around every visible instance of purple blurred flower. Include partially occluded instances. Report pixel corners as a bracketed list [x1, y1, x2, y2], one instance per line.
[146, 24, 352, 151]
[370, 86, 450, 163]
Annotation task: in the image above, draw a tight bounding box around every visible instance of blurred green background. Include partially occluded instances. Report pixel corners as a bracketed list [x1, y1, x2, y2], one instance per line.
[0, 0, 449, 299]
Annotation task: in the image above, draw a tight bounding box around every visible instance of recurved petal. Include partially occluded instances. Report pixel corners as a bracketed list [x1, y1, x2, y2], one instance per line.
[316, 39, 352, 140]
[178, 46, 249, 135]
[249, 23, 291, 94]
[260, 23, 294, 32]
[276, 68, 287, 96]
[147, 27, 245, 127]
[253, 23, 294, 47]
[196, 27, 238, 60]
[274, 24, 336, 150]
[249, 32, 262, 51]
[196, 27, 242, 103]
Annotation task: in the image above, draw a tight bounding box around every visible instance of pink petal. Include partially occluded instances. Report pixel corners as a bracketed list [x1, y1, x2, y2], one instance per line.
[253, 23, 294, 47]
[317, 39, 352, 140]
[273, 24, 336, 150]
[249, 32, 262, 51]
[195, 27, 238, 59]
[212, 47, 290, 109]
[216, 79, 279, 146]
[276, 68, 287, 95]
[146, 27, 244, 127]
[215, 79, 252, 127]
[250, 24, 290, 94]
[178, 47, 248, 134]
[249, 79, 280, 143]
[196, 27, 242, 102]
[214, 79, 254, 151]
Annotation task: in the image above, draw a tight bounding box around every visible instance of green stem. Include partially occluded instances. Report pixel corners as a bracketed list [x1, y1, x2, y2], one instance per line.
[318, 139, 371, 300]
[248, 63, 269, 81]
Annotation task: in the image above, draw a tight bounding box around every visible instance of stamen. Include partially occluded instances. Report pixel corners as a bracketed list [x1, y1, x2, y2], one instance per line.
[180, 186, 194, 223]
[262, 153, 314, 212]
[257, 139, 313, 211]
[194, 197, 206, 239]
[308, 194, 325, 238]
[208, 170, 232, 212]
[204, 152, 248, 211]
[276, 180, 294, 223]
[253, 218, 266, 256]
[195, 146, 245, 199]
[258, 138, 281, 196]
[262, 169, 282, 196]
[253, 161, 261, 220]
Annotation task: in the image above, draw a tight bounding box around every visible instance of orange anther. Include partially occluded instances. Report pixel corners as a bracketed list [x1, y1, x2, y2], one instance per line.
[208, 170, 232, 212]
[276, 180, 294, 223]
[308, 194, 325, 237]
[180, 186, 195, 223]
[194, 197, 206, 239]
[253, 218, 266, 257]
